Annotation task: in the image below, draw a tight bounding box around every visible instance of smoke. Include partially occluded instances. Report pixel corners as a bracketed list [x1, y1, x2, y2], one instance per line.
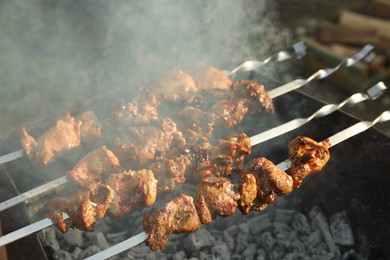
[0, 0, 291, 135]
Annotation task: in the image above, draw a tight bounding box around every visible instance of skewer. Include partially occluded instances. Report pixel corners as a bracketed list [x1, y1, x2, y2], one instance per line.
[0, 109, 389, 249]
[87, 109, 390, 260]
[0, 43, 373, 165]
[0, 81, 385, 214]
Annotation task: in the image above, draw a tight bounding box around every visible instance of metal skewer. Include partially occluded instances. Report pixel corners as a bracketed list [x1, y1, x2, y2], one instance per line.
[0, 43, 372, 166]
[85, 109, 390, 260]
[0, 81, 385, 214]
[0, 109, 389, 249]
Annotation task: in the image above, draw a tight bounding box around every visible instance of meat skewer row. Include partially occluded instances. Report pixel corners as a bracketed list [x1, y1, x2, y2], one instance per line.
[0, 44, 372, 167]
[1, 109, 388, 248]
[0, 82, 385, 213]
[46, 132, 251, 232]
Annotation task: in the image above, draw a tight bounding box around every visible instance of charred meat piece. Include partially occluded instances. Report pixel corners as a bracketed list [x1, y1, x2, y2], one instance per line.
[150, 150, 190, 192]
[47, 184, 114, 232]
[69, 146, 121, 187]
[114, 118, 185, 168]
[112, 88, 160, 125]
[231, 80, 274, 114]
[173, 106, 215, 145]
[210, 99, 249, 128]
[238, 158, 293, 214]
[21, 112, 101, 167]
[106, 169, 157, 220]
[191, 66, 231, 91]
[151, 71, 198, 102]
[287, 136, 330, 189]
[143, 194, 201, 252]
[195, 176, 240, 224]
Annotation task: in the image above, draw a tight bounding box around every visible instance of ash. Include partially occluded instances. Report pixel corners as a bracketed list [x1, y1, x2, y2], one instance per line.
[39, 196, 365, 260]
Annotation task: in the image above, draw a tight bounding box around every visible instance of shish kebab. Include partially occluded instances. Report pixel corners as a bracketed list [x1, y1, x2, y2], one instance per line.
[0, 109, 389, 248]
[0, 42, 307, 166]
[85, 110, 390, 260]
[0, 81, 386, 214]
[0, 43, 373, 165]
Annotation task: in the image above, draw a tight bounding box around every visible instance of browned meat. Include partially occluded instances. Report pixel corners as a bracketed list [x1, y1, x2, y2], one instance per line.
[113, 118, 186, 168]
[191, 66, 231, 91]
[69, 146, 121, 187]
[47, 184, 115, 232]
[112, 89, 160, 125]
[173, 106, 215, 145]
[231, 80, 274, 114]
[106, 169, 157, 220]
[287, 136, 330, 189]
[150, 151, 190, 192]
[238, 158, 293, 214]
[143, 194, 201, 252]
[210, 99, 249, 128]
[151, 71, 198, 102]
[20, 111, 101, 167]
[195, 176, 240, 224]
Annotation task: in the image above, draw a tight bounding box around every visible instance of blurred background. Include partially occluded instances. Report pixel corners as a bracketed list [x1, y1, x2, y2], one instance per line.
[0, 0, 389, 137]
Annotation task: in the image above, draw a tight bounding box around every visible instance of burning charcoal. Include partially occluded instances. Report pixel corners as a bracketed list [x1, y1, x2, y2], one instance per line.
[183, 228, 216, 251]
[242, 243, 257, 259]
[256, 231, 275, 251]
[292, 212, 311, 235]
[211, 243, 230, 259]
[274, 208, 296, 223]
[39, 228, 60, 253]
[312, 213, 340, 255]
[330, 211, 355, 246]
[223, 230, 235, 251]
[52, 250, 73, 260]
[78, 245, 100, 259]
[62, 228, 84, 247]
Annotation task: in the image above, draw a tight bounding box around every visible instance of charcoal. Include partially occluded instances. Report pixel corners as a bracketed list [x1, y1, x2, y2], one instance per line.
[199, 251, 211, 260]
[312, 213, 340, 255]
[308, 205, 323, 220]
[292, 213, 312, 235]
[78, 245, 100, 259]
[223, 230, 235, 251]
[173, 250, 187, 260]
[256, 248, 266, 260]
[225, 224, 239, 236]
[40, 227, 60, 253]
[238, 222, 250, 234]
[62, 228, 84, 247]
[308, 230, 323, 247]
[247, 213, 273, 235]
[106, 230, 128, 243]
[91, 232, 110, 250]
[242, 243, 257, 259]
[211, 243, 230, 260]
[274, 208, 296, 223]
[256, 231, 275, 251]
[71, 247, 83, 259]
[342, 249, 366, 260]
[267, 247, 284, 260]
[183, 228, 216, 251]
[330, 211, 355, 246]
[52, 250, 73, 260]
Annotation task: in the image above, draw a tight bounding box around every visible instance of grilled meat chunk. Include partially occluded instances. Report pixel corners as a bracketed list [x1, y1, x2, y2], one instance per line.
[112, 88, 160, 125]
[106, 169, 157, 220]
[231, 80, 274, 114]
[238, 158, 293, 214]
[210, 99, 249, 128]
[47, 184, 114, 232]
[195, 176, 240, 224]
[143, 194, 201, 252]
[287, 136, 330, 188]
[173, 106, 215, 145]
[114, 118, 186, 168]
[151, 71, 198, 102]
[69, 146, 120, 187]
[191, 66, 231, 91]
[20, 111, 101, 167]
